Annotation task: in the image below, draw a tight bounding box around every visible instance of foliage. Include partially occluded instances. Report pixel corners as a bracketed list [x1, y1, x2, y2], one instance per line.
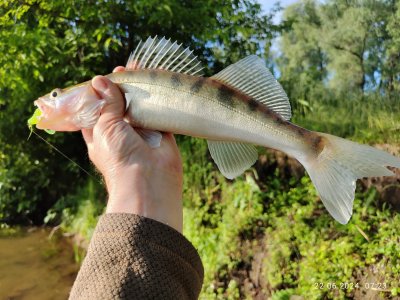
[182, 154, 400, 299]
[192, 168, 397, 298]
[262, 180, 400, 300]
[179, 135, 399, 299]
[277, 0, 400, 97]
[54, 179, 105, 263]
[0, 0, 275, 223]
[1, 0, 399, 299]
[183, 170, 266, 298]
[277, 0, 400, 144]
[292, 93, 400, 144]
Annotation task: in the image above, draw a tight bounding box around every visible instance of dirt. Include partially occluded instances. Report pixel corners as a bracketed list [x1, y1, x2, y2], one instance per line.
[361, 144, 400, 212]
[0, 227, 79, 300]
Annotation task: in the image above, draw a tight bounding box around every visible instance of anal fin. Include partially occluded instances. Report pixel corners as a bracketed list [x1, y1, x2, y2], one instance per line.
[207, 140, 258, 179]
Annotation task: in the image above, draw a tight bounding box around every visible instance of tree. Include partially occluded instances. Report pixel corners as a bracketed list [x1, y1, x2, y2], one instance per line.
[277, 0, 328, 107]
[320, 0, 392, 93]
[278, 0, 400, 97]
[0, 0, 277, 224]
[384, 0, 400, 94]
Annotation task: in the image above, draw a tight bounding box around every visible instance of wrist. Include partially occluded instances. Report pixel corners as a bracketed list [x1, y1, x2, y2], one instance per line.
[104, 165, 183, 232]
[105, 165, 151, 214]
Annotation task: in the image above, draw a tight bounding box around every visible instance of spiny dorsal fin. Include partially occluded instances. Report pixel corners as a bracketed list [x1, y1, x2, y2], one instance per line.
[126, 36, 204, 76]
[211, 55, 291, 120]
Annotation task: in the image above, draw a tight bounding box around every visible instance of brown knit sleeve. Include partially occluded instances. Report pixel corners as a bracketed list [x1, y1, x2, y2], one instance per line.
[69, 213, 204, 300]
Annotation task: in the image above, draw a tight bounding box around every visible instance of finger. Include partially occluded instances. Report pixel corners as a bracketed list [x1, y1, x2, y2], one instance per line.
[82, 128, 93, 145]
[92, 76, 125, 125]
[160, 132, 179, 152]
[113, 66, 125, 72]
[162, 132, 176, 144]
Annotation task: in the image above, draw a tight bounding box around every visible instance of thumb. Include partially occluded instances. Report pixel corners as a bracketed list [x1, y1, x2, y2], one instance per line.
[92, 75, 125, 124]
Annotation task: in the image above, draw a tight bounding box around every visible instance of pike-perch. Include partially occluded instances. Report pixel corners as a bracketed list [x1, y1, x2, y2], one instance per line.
[31, 36, 400, 224]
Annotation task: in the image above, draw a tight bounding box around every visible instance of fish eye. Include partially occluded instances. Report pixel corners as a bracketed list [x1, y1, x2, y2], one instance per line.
[50, 88, 62, 99]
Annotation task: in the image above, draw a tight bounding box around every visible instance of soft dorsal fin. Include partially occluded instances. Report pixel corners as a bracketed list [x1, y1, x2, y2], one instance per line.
[211, 55, 291, 120]
[126, 36, 204, 76]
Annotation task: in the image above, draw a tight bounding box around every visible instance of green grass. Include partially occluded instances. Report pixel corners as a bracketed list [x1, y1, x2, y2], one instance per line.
[184, 172, 266, 299]
[51, 179, 105, 263]
[183, 169, 399, 299]
[292, 93, 400, 144]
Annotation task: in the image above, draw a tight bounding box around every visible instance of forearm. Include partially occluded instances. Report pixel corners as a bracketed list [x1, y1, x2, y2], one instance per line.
[69, 213, 203, 300]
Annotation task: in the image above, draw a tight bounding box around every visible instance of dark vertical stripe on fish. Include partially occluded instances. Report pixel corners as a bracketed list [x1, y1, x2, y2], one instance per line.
[149, 70, 158, 80]
[311, 135, 326, 153]
[217, 85, 235, 107]
[171, 74, 183, 88]
[190, 78, 206, 94]
[273, 114, 286, 125]
[248, 98, 259, 111]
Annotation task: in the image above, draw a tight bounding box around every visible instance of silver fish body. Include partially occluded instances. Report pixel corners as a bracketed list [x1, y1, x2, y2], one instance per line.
[107, 70, 311, 160]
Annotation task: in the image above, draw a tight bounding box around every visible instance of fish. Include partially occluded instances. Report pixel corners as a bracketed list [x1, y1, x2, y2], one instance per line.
[31, 36, 400, 224]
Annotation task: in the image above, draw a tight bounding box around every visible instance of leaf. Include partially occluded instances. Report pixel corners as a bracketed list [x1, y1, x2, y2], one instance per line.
[35, 46, 44, 56]
[163, 4, 173, 16]
[104, 37, 112, 50]
[298, 99, 310, 107]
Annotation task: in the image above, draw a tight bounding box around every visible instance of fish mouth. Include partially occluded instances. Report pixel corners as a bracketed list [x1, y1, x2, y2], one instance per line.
[33, 97, 57, 130]
[34, 98, 53, 118]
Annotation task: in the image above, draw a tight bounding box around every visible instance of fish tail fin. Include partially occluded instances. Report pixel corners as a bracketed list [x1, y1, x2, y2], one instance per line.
[301, 132, 400, 224]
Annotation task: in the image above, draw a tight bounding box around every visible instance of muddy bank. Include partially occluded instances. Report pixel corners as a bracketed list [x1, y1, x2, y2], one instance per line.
[0, 227, 79, 300]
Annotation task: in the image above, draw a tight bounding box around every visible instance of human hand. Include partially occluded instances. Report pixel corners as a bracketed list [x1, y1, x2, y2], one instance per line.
[82, 67, 183, 232]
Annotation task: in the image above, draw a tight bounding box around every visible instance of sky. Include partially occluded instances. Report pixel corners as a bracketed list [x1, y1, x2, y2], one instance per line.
[259, 0, 299, 10]
[258, 0, 300, 23]
[256, 0, 300, 75]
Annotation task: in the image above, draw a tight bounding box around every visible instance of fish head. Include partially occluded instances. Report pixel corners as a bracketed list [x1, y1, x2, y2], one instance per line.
[34, 83, 105, 131]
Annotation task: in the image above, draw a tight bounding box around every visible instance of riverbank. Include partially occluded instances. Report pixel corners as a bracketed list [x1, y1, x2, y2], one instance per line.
[0, 227, 78, 300]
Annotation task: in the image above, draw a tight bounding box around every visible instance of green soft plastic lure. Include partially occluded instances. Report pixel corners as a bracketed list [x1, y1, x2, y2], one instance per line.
[28, 108, 55, 135]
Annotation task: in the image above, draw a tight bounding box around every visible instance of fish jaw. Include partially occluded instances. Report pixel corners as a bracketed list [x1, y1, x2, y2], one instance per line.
[34, 96, 82, 131]
[34, 83, 102, 131]
[34, 99, 81, 131]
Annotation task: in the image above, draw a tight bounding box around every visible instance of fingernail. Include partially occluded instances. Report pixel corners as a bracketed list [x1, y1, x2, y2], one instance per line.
[92, 76, 108, 92]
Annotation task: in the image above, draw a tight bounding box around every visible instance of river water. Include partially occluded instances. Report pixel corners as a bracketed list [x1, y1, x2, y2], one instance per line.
[0, 227, 79, 300]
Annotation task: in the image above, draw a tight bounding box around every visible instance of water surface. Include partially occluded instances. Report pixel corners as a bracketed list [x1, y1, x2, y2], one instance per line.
[0, 227, 79, 300]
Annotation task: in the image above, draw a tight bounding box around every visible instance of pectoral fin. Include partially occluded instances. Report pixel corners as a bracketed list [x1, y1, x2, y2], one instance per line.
[207, 140, 258, 179]
[136, 128, 162, 148]
[124, 86, 150, 109]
